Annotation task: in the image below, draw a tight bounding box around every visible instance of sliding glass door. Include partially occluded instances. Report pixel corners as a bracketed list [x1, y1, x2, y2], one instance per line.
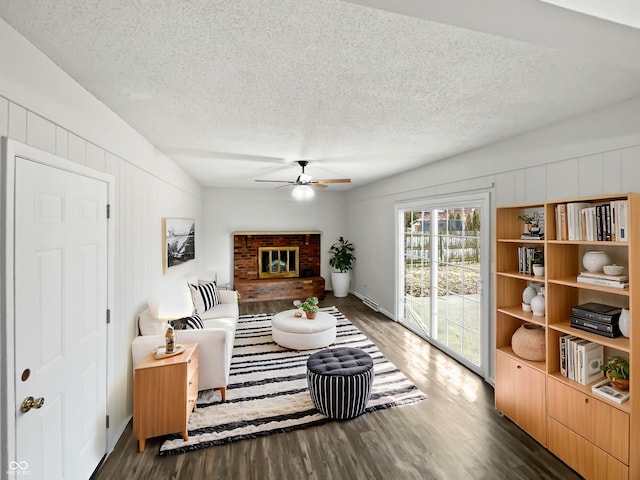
[397, 194, 489, 375]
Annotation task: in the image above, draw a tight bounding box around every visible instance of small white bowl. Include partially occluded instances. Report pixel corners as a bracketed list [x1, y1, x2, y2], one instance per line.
[603, 264, 624, 276]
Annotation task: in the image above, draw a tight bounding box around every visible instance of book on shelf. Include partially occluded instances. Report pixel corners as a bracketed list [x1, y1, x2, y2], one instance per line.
[554, 199, 628, 242]
[571, 316, 621, 336]
[591, 378, 630, 404]
[576, 274, 628, 289]
[517, 246, 543, 275]
[520, 233, 544, 240]
[578, 271, 628, 282]
[571, 302, 622, 323]
[571, 322, 621, 338]
[559, 335, 605, 384]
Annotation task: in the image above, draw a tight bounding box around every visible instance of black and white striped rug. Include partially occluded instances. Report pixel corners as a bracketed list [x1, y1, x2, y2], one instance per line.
[159, 307, 427, 455]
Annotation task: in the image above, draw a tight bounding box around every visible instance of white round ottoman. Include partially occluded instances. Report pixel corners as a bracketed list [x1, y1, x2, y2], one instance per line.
[272, 309, 337, 350]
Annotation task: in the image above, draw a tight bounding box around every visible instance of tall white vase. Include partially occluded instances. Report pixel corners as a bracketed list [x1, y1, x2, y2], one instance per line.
[331, 271, 351, 298]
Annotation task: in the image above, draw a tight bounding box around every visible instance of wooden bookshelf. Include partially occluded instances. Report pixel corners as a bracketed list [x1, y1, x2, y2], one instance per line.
[495, 194, 639, 480]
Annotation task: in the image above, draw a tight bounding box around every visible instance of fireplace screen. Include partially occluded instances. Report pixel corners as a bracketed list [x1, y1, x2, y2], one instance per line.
[258, 247, 299, 278]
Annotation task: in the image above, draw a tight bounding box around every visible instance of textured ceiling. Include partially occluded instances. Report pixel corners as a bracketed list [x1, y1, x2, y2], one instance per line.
[1, 0, 640, 190]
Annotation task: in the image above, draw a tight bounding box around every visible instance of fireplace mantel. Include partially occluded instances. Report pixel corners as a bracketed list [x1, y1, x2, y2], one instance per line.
[233, 230, 322, 236]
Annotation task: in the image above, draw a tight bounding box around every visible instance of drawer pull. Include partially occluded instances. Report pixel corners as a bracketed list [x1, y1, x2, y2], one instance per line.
[585, 398, 589, 404]
[517, 365, 522, 369]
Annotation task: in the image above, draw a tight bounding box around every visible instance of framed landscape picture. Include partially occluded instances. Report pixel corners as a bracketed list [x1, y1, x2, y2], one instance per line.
[163, 217, 195, 273]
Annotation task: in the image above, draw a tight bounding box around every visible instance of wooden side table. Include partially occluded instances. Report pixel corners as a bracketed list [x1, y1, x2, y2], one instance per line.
[133, 343, 199, 452]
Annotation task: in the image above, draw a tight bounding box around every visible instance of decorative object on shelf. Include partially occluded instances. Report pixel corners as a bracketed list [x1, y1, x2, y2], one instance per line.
[532, 250, 544, 276]
[522, 285, 537, 312]
[619, 308, 630, 338]
[518, 213, 542, 235]
[582, 250, 611, 273]
[531, 288, 545, 317]
[299, 296, 320, 319]
[603, 264, 625, 276]
[511, 323, 546, 361]
[600, 355, 629, 391]
[329, 237, 355, 297]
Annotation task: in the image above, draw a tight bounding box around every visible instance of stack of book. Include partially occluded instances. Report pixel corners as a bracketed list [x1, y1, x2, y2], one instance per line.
[559, 334, 604, 385]
[555, 199, 628, 241]
[591, 378, 630, 404]
[517, 247, 543, 275]
[576, 271, 628, 290]
[520, 232, 544, 240]
[570, 302, 622, 338]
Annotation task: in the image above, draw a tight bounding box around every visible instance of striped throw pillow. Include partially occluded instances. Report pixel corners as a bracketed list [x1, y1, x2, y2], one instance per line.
[170, 313, 204, 330]
[189, 282, 220, 314]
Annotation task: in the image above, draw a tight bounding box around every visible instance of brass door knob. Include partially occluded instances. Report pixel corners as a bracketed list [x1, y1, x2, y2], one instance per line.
[21, 396, 45, 413]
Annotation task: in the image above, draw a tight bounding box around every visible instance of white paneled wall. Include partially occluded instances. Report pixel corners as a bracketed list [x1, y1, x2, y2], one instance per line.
[0, 96, 202, 450]
[347, 98, 640, 320]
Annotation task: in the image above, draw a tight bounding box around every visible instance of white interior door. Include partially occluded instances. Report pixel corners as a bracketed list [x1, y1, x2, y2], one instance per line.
[14, 155, 108, 479]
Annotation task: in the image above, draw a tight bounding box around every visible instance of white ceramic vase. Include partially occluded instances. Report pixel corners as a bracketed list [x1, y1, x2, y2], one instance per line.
[619, 308, 630, 338]
[531, 290, 545, 317]
[582, 251, 611, 273]
[522, 286, 537, 311]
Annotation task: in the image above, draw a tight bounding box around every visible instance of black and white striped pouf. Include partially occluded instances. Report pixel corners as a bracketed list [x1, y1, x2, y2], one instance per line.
[306, 347, 374, 419]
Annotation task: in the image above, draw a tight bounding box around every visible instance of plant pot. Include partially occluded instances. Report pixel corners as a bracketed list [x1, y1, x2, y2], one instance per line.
[305, 311, 317, 320]
[606, 371, 629, 391]
[532, 265, 544, 277]
[331, 271, 351, 298]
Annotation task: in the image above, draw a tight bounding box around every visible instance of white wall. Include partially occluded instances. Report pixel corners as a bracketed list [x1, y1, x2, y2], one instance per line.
[347, 96, 640, 317]
[201, 187, 348, 288]
[0, 19, 203, 451]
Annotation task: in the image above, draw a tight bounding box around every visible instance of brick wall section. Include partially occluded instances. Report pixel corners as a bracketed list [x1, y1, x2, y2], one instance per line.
[233, 233, 321, 281]
[233, 233, 325, 302]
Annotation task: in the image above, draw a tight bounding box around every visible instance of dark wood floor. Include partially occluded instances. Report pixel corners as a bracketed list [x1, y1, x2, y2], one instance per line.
[94, 294, 581, 480]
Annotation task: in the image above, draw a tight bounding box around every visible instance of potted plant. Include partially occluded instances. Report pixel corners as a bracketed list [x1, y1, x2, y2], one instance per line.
[329, 237, 355, 298]
[518, 213, 540, 234]
[600, 355, 629, 391]
[299, 296, 319, 319]
[532, 250, 544, 277]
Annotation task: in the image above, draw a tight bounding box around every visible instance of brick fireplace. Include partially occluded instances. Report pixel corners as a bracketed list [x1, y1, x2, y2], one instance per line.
[233, 231, 326, 302]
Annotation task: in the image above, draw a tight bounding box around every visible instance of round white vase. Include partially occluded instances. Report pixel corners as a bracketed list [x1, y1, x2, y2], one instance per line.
[582, 251, 611, 273]
[531, 290, 545, 317]
[522, 286, 537, 311]
[619, 308, 630, 338]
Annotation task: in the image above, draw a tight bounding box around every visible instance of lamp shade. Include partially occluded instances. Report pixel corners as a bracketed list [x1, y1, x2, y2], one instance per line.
[149, 285, 193, 320]
[292, 185, 314, 200]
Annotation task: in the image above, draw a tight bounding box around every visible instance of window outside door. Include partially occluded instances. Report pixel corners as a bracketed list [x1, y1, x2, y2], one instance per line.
[397, 194, 489, 375]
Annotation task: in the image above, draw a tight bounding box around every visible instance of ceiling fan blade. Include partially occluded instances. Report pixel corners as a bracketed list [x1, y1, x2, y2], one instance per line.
[314, 179, 351, 184]
[255, 179, 294, 184]
[312, 183, 328, 189]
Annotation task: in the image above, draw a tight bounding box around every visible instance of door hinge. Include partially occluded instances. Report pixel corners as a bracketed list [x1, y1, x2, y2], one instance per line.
[106, 309, 111, 324]
[106, 415, 110, 428]
[106, 204, 111, 219]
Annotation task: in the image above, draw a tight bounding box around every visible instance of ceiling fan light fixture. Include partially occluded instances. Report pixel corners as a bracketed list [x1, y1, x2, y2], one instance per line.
[297, 173, 312, 184]
[292, 184, 315, 201]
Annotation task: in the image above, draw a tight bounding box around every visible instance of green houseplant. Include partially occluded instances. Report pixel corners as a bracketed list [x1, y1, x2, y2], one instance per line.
[299, 296, 319, 319]
[329, 237, 355, 298]
[600, 355, 629, 391]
